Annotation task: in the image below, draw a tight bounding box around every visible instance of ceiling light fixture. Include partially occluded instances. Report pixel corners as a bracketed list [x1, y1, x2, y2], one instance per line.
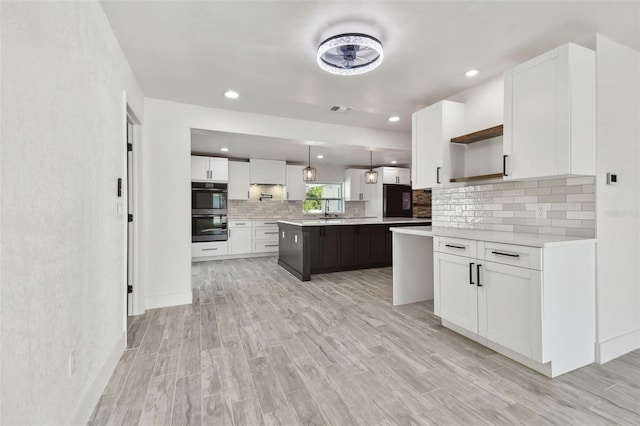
[317, 154, 324, 159]
[220, 147, 229, 152]
[464, 69, 479, 77]
[391, 160, 398, 164]
[365, 151, 378, 184]
[303, 146, 317, 182]
[224, 90, 239, 99]
[317, 33, 383, 76]
[388, 116, 400, 122]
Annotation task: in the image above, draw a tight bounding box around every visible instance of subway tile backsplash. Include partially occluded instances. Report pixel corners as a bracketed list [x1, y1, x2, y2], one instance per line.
[228, 185, 366, 219]
[432, 177, 595, 237]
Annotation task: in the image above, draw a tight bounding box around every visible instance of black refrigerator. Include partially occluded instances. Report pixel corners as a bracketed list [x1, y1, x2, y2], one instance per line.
[383, 184, 413, 217]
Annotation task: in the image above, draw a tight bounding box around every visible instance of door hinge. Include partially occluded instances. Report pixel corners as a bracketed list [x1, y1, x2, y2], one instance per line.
[128, 214, 133, 222]
[127, 285, 133, 294]
[127, 143, 133, 152]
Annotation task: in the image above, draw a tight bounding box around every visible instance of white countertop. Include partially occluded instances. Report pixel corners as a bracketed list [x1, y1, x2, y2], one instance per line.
[278, 218, 432, 227]
[390, 226, 596, 247]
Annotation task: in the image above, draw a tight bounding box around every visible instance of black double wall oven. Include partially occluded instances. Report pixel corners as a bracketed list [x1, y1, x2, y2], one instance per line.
[192, 182, 228, 242]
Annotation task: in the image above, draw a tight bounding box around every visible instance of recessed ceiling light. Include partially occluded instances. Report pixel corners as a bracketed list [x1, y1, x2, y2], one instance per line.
[391, 160, 398, 164]
[316, 155, 324, 159]
[388, 116, 400, 122]
[220, 147, 229, 152]
[464, 69, 479, 77]
[224, 90, 239, 99]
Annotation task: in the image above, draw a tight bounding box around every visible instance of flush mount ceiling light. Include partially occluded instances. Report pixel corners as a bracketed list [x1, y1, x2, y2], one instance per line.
[224, 90, 239, 99]
[303, 146, 317, 182]
[317, 33, 383, 76]
[365, 151, 378, 184]
[464, 69, 479, 77]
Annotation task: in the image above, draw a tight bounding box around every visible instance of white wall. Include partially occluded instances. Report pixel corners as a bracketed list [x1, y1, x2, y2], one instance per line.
[141, 99, 409, 309]
[1, 2, 143, 424]
[595, 35, 640, 363]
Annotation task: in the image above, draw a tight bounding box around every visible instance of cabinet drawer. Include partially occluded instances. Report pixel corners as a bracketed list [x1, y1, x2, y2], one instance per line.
[229, 220, 252, 228]
[192, 241, 228, 258]
[479, 242, 541, 270]
[434, 236, 477, 258]
[253, 220, 279, 227]
[253, 227, 279, 241]
[253, 241, 279, 253]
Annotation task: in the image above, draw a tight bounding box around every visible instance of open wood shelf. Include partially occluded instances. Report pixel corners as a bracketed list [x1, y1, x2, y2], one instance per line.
[451, 124, 504, 144]
[449, 172, 504, 183]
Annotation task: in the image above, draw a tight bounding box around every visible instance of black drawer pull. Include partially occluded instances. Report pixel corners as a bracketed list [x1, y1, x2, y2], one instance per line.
[477, 264, 482, 287]
[445, 244, 466, 250]
[202, 248, 218, 251]
[262, 222, 277, 225]
[469, 262, 475, 285]
[264, 244, 279, 247]
[491, 251, 520, 258]
[436, 167, 441, 184]
[263, 231, 279, 234]
[503, 155, 509, 177]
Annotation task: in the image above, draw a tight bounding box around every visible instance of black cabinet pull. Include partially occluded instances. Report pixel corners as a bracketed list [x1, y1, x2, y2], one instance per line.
[436, 167, 441, 184]
[491, 251, 520, 258]
[469, 262, 475, 285]
[445, 244, 466, 250]
[477, 264, 482, 287]
[503, 155, 509, 177]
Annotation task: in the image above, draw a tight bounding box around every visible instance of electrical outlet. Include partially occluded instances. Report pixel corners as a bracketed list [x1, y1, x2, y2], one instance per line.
[68, 351, 75, 378]
[535, 204, 548, 219]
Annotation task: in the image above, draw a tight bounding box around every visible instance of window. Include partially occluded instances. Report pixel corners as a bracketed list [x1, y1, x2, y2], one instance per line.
[303, 183, 343, 214]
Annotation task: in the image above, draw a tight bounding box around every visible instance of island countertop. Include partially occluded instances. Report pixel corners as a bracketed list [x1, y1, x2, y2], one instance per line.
[390, 225, 596, 248]
[277, 217, 431, 227]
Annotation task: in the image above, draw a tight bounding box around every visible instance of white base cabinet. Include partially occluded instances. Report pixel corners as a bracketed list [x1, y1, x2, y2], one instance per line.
[229, 220, 252, 255]
[434, 235, 595, 377]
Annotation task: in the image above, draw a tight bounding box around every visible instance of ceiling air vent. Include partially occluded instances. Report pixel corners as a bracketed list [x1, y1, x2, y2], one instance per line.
[329, 105, 352, 113]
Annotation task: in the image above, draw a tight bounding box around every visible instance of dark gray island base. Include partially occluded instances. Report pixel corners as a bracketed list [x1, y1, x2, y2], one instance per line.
[277, 218, 431, 281]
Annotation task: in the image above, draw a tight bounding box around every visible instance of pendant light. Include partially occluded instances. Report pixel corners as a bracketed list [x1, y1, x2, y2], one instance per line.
[365, 151, 378, 184]
[303, 146, 317, 182]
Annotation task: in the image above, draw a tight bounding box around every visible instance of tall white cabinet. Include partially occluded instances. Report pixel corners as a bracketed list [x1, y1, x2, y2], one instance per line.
[411, 101, 465, 189]
[228, 161, 250, 200]
[344, 168, 370, 201]
[504, 43, 596, 180]
[285, 165, 307, 200]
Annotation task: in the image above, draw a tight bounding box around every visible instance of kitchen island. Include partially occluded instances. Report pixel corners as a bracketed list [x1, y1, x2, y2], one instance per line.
[277, 218, 431, 281]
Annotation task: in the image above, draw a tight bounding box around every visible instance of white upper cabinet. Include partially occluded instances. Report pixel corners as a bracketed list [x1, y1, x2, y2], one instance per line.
[191, 156, 229, 182]
[382, 167, 411, 185]
[412, 101, 465, 189]
[228, 161, 250, 200]
[503, 43, 596, 180]
[344, 168, 371, 201]
[249, 159, 286, 185]
[285, 165, 307, 200]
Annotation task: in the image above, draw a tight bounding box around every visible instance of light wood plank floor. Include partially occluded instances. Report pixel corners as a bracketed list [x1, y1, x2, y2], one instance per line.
[90, 256, 640, 425]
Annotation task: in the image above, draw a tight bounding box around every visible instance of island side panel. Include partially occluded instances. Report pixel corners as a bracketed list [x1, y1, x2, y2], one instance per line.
[392, 231, 434, 305]
[277, 223, 310, 281]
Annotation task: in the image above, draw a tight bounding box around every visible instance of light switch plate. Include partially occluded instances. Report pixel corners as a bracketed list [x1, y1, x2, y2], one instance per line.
[606, 172, 617, 185]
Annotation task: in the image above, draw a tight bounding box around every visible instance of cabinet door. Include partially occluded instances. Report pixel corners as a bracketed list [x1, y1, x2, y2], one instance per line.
[228, 161, 250, 200]
[229, 227, 252, 255]
[191, 156, 210, 181]
[477, 261, 543, 361]
[321, 227, 341, 269]
[412, 106, 443, 188]
[382, 167, 399, 184]
[355, 225, 371, 265]
[339, 226, 357, 267]
[209, 157, 229, 181]
[309, 227, 323, 271]
[434, 252, 478, 334]
[397, 168, 411, 185]
[286, 165, 307, 200]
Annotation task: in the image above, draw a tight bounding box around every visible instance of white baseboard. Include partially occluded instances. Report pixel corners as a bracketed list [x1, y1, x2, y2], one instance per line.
[596, 328, 640, 364]
[145, 291, 192, 309]
[69, 332, 126, 425]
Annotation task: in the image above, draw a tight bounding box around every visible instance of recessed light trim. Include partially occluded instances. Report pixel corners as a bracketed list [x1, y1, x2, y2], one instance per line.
[388, 116, 400, 122]
[220, 147, 229, 152]
[464, 69, 479, 77]
[391, 160, 398, 164]
[316, 155, 324, 159]
[224, 90, 239, 99]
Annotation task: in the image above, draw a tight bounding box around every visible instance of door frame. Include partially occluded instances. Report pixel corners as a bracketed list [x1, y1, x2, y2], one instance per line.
[123, 93, 144, 319]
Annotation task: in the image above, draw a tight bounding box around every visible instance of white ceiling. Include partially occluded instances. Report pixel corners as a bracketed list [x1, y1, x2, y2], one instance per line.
[102, 0, 639, 133]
